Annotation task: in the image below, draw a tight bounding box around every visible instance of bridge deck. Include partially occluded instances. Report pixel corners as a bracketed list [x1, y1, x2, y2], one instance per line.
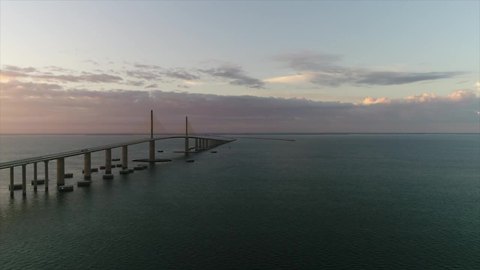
[0, 135, 234, 170]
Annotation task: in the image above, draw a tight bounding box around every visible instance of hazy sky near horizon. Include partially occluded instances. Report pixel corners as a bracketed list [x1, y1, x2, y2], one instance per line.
[0, 0, 479, 133]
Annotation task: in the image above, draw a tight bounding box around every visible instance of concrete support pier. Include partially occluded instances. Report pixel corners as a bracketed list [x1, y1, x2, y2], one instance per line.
[10, 167, 14, 197]
[44, 161, 49, 192]
[84, 153, 91, 180]
[57, 158, 65, 186]
[33, 162, 38, 192]
[185, 116, 189, 156]
[149, 140, 155, 162]
[22, 164, 26, 196]
[105, 149, 112, 174]
[122, 146, 128, 169]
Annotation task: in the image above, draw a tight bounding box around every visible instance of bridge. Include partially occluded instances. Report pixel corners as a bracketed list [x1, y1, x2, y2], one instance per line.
[1, 110, 235, 197]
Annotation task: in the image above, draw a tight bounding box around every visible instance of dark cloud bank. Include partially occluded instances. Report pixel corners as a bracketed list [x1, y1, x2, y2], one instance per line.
[1, 80, 477, 134]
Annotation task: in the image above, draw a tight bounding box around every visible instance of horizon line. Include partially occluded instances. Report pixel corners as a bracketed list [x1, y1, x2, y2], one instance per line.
[0, 132, 479, 136]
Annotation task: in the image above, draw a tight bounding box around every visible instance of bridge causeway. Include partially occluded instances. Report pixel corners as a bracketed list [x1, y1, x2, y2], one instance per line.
[1, 111, 235, 197]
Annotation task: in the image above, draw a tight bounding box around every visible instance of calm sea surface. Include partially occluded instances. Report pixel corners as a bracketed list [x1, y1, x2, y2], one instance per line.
[0, 134, 479, 269]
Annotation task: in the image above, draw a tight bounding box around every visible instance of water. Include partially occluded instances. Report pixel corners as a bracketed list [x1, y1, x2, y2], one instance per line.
[0, 134, 479, 269]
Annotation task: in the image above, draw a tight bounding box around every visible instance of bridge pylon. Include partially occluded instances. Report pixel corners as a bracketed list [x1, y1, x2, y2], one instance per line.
[149, 109, 155, 162]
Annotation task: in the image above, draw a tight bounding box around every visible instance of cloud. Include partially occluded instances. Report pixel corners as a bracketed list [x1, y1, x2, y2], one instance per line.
[0, 81, 63, 99]
[404, 93, 438, 103]
[126, 65, 200, 83]
[362, 97, 391, 105]
[264, 73, 314, 84]
[163, 69, 199, 80]
[199, 64, 265, 88]
[448, 89, 476, 101]
[3, 61, 269, 98]
[364, 90, 474, 105]
[270, 51, 464, 87]
[1, 65, 123, 83]
[44, 66, 72, 73]
[2, 64, 203, 91]
[145, 83, 159, 89]
[274, 51, 341, 71]
[84, 59, 99, 66]
[134, 64, 163, 70]
[3, 65, 37, 73]
[1, 80, 477, 134]
[74, 72, 123, 83]
[125, 70, 162, 80]
[357, 71, 461, 85]
[127, 80, 145, 87]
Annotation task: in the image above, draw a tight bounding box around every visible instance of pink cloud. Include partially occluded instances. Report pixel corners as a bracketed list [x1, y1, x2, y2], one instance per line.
[448, 89, 476, 101]
[404, 93, 437, 103]
[362, 97, 391, 105]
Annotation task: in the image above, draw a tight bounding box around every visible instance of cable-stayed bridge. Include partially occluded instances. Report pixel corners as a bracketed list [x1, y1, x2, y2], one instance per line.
[0, 110, 235, 197]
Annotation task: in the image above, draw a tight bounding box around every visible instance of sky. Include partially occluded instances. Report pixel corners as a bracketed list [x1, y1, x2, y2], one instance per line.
[0, 0, 479, 134]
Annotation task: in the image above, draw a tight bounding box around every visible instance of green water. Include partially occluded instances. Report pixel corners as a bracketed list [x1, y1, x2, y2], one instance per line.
[0, 134, 479, 269]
